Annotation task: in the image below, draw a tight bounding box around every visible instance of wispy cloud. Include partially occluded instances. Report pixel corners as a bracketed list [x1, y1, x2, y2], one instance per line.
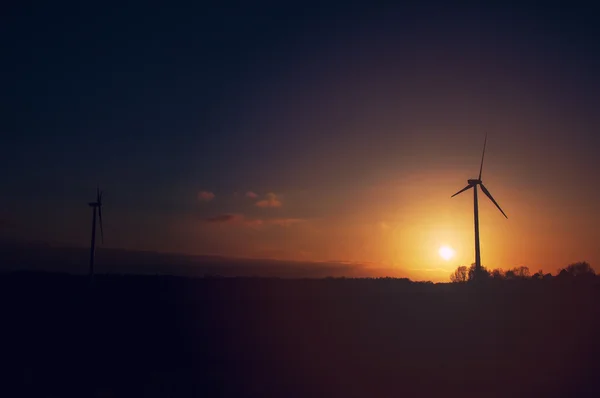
[203, 214, 303, 228]
[256, 192, 282, 208]
[198, 191, 215, 202]
[204, 214, 242, 223]
[269, 218, 305, 227]
[378, 221, 391, 230]
[245, 191, 258, 199]
[408, 267, 454, 273]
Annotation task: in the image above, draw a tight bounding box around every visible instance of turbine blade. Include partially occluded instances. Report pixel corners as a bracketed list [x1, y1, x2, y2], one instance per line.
[478, 133, 487, 180]
[98, 206, 104, 243]
[451, 184, 473, 198]
[480, 184, 508, 218]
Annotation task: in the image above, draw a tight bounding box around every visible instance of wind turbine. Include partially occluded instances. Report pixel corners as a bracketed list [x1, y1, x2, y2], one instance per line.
[451, 135, 507, 276]
[88, 187, 104, 280]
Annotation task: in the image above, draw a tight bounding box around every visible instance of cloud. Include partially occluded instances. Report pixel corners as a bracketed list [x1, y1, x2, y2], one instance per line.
[203, 214, 304, 228]
[256, 192, 282, 208]
[198, 191, 215, 202]
[204, 214, 243, 223]
[408, 267, 454, 273]
[0, 244, 413, 279]
[245, 191, 258, 199]
[269, 218, 305, 227]
[378, 221, 391, 230]
[244, 218, 265, 228]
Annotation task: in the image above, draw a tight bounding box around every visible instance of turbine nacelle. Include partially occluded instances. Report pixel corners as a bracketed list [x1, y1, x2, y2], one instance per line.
[467, 179, 482, 185]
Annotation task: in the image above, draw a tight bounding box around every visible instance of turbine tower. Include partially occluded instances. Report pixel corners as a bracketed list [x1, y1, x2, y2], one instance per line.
[88, 187, 104, 280]
[451, 135, 507, 276]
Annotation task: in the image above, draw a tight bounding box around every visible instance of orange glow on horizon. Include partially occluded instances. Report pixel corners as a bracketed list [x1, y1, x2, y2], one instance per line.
[161, 167, 600, 283]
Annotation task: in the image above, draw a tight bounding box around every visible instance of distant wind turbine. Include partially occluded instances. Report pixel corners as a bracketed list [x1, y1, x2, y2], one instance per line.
[88, 187, 104, 280]
[451, 135, 507, 276]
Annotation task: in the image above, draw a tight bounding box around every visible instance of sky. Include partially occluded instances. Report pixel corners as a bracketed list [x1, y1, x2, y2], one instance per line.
[2, 1, 599, 281]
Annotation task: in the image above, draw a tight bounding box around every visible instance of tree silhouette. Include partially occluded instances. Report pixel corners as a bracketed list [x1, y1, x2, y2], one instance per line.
[491, 268, 505, 280]
[499, 266, 530, 280]
[557, 269, 570, 279]
[450, 266, 468, 283]
[564, 261, 595, 277]
[468, 263, 490, 281]
[515, 266, 530, 278]
[532, 269, 545, 280]
[448, 262, 595, 283]
[504, 269, 516, 280]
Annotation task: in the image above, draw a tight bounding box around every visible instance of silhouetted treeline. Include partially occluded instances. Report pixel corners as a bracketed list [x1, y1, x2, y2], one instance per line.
[450, 261, 595, 283]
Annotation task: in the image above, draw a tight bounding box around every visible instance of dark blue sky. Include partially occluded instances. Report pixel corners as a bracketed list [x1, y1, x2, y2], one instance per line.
[4, 2, 370, 206]
[2, 2, 599, 274]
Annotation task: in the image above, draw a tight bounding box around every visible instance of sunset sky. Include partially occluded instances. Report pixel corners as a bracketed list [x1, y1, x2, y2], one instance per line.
[2, 2, 599, 281]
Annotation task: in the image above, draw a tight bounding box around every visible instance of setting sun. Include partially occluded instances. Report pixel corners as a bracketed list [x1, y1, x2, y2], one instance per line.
[439, 245, 455, 261]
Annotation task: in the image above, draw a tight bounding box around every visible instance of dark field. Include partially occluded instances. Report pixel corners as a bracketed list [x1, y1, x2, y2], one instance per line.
[3, 273, 600, 397]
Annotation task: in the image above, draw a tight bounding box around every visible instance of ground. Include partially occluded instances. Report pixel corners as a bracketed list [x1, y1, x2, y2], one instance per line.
[2, 273, 600, 397]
